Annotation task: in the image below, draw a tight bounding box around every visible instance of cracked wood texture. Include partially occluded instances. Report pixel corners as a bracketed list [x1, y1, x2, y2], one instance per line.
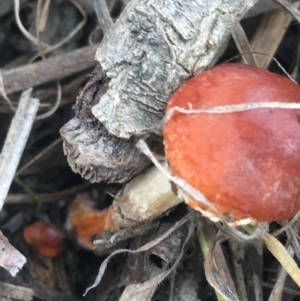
[60, 66, 161, 183]
[61, 0, 259, 183]
[93, 0, 259, 139]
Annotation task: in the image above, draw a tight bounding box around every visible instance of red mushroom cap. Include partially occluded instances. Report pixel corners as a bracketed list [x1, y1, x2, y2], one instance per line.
[163, 63, 300, 222]
[23, 221, 65, 258]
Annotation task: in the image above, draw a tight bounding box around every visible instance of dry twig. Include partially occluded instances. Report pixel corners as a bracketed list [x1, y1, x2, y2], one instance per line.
[5, 182, 91, 204]
[0, 281, 33, 301]
[16, 137, 62, 176]
[0, 88, 39, 211]
[232, 23, 257, 66]
[92, 0, 113, 34]
[250, 3, 299, 68]
[1, 45, 97, 95]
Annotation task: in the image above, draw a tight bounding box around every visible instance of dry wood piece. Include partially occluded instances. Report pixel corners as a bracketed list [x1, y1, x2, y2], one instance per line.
[0, 88, 39, 211]
[5, 182, 91, 204]
[1, 45, 97, 95]
[92, 0, 260, 139]
[61, 65, 162, 183]
[250, 3, 299, 68]
[61, 116, 158, 183]
[229, 240, 247, 301]
[0, 231, 26, 276]
[91, 0, 113, 34]
[232, 23, 257, 66]
[0, 281, 33, 301]
[61, 0, 260, 183]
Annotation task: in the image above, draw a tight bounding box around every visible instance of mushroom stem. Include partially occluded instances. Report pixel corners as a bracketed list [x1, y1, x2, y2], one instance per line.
[117, 162, 183, 225]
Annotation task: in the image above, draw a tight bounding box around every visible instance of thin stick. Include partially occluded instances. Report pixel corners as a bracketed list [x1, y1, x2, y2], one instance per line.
[35, 81, 61, 120]
[92, 0, 113, 34]
[38, 0, 52, 33]
[0, 88, 39, 211]
[84, 213, 194, 296]
[14, 0, 52, 52]
[250, 4, 298, 68]
[5, 182, 92, 204]
[232, 22, 257, 67]
[276, 0, 300, 23]
[0, 70, 16, 112]
[15, 0, 87, 55]
[16, 137, 62, 176]
[1, 45, 97, 95]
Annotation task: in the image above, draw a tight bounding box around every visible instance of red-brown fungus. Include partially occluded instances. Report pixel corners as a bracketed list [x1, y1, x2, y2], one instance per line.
[163, 63, 300, 223]
[23, 221, 66, 257]
[66, 193, 118, 250]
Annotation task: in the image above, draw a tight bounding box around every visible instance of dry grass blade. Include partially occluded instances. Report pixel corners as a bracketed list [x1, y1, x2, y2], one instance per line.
[16, 137, 62, 176]
[14, 0, 53, 51]
[0, 88, 39, 211]
[15, 0, 87, 56]
[36, 0, 51, 60]
[232, 23, 257, 66]
[38, 0, 52, 33]
[286, 224, 300, 262]
[204, 251, 239, 301]
[35, 81, 61, 120]
[84, 212, 194, 296]
[271, 211, 300, 237]
[268, 245, 294, 301]
[119, 283, 156, 301]
[199, 219, 239, 301]
[246, 240, 264, 301]
[50, 0, 87, 52]
[276, 0, 300, 23]
[92, 0, 113, 34]
[263, 233, 300, 287]
[250, 4, 298, 68]
[119, 216, 196, 301]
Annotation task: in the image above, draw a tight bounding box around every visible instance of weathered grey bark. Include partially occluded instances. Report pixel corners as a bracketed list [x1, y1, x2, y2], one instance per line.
[93, 0, 260, 139]
[61, 0, 259, 183]
[61, 117, 159, 183]
[60, 66, 161, 183]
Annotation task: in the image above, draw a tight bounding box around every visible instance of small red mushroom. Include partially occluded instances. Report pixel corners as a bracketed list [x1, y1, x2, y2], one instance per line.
[66, 193, 119, 249]
[23, 221, 66, 257]
[163, 63, 300, 223]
